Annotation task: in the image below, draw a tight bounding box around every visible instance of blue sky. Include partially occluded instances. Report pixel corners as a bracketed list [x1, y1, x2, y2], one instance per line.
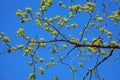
[0, 0, 120, 80]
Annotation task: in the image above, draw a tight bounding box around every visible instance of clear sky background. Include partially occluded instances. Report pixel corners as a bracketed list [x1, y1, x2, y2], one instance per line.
[0, 0, 120, 80]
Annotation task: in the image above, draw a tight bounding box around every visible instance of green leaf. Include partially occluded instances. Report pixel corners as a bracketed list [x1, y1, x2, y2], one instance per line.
[28, 62, 33, 66]
[2, 36, 10, 43]
[54, 76, 58, 80]
[79, 63, 84, 68]
[39, 58, 44, 63]
[71, 67, 77, 72]
[72, 77, 76, 80]
[46, 62, 51, 67]
[28, 73, 36, 80]
[50, 57, 54, 63]
[51, 48, 57, 54]
[7, 48, 12, 53]
[39, 67, 44, 75]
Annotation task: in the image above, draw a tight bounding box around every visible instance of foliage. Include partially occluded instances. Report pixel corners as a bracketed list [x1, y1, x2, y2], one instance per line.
[0, 0, 120, 80]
